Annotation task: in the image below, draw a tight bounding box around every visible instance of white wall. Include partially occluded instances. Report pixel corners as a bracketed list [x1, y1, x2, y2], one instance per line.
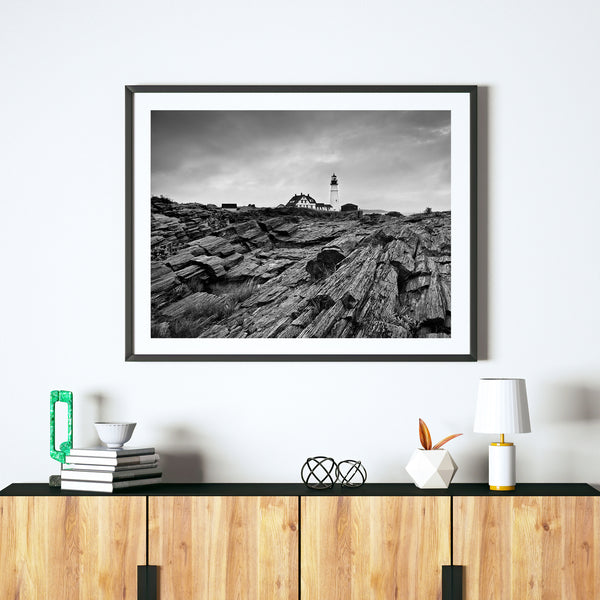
[1, 1, 600, 489]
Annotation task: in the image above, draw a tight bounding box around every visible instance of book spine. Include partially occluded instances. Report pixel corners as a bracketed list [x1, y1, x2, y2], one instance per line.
[60, 476, 162, 492]
[62, 462, 159, 472]
[61, 469, 162, 482]
[65, 453, 159, 466]
[69, 448, 155, 458]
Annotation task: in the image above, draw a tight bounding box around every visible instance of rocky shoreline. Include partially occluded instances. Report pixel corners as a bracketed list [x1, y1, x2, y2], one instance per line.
[150, 197, 451, 339]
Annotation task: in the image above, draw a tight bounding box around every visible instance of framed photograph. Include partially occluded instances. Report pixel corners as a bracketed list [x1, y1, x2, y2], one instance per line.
[126, 85, 477, 361]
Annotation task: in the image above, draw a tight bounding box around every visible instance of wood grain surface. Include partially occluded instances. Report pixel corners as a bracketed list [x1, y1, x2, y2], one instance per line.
[0, 495, 146, 599]
[149, 496, 298, 599]
[454, 496, 600, 599]
[301, 496, 451, 600]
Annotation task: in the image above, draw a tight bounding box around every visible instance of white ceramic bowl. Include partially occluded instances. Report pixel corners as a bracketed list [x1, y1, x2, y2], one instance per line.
[94, 422, 137, 448]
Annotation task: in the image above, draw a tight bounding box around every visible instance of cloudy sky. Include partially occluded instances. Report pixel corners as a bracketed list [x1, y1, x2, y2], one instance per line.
[151, 110, 450, 213]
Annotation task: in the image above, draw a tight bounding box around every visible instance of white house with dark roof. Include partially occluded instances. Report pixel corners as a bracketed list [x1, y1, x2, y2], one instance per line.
[286, 193, 317, 209]
[286, 193, 333, 211]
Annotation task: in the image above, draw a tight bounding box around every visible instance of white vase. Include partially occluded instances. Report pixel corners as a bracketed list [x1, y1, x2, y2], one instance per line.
[405, 448, 458, 489]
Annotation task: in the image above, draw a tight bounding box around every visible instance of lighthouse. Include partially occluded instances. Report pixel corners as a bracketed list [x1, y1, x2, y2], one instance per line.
[329, 173, 340, 211]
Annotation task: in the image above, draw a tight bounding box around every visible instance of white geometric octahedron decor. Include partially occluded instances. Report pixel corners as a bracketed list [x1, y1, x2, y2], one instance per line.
[405, 449, 458, 489]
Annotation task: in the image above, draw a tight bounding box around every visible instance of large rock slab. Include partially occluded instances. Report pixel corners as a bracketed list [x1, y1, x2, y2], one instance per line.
[166, 252, 196, 271]
[191, 255, 227, 279]
[190, 235, 236, 257]
[306, 233, 364, 280]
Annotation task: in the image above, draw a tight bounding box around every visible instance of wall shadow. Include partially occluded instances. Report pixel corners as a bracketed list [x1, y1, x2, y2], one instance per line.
[87, 391, 109, 422]
[455, 444, 488, 482]
[77, 390, 112, 447]
[536, 382, 600, 424]
[76, 396, 206, 482]
[526, 382, 600, 483]
[158, 425, 205, 483]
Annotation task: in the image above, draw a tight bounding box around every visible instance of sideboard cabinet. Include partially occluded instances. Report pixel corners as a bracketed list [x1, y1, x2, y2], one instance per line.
[1, 483, 598, 600]
[148, 496, 298, 599]
[301, 496, 450, 599]
[454, 495, 600, 599]
[0, 495, 145, 599]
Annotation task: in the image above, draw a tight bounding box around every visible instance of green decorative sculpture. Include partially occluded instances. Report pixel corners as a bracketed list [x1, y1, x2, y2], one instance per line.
[50, 390, 73, 463]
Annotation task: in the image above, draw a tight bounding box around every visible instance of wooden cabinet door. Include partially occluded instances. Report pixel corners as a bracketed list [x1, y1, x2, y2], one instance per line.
[0, 496, 146, 599]
[301, 496, 451, 600]
[454, 496, 600, 599]
[149, 496, 299, 599]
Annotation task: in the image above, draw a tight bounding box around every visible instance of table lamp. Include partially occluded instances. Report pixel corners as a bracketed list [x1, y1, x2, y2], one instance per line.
[474, 378, 531, 491]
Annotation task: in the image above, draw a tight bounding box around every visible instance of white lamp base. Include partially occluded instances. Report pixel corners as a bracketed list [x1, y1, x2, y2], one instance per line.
[489, 443, 516, 491]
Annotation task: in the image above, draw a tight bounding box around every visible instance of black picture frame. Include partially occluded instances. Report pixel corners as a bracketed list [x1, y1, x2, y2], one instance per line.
[126, 85, 477, 362]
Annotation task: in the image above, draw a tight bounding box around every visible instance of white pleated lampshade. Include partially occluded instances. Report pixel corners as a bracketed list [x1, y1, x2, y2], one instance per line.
[474, 378, 531, 433]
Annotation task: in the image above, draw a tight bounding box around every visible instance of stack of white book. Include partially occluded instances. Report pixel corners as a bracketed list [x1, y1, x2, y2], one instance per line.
[60, 447, 162, 492]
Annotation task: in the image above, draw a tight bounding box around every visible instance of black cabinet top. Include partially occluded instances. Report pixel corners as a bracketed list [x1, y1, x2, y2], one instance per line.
[1, 482, 599, 497]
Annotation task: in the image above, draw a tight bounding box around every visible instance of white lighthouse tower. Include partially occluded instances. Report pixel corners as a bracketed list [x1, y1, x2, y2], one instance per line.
[329, 173, 340, 211]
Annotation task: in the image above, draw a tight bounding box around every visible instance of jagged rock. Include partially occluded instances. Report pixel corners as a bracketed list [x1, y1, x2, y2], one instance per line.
[306, 233, 364, 280]
[297, 247, 382, 337]
[225, 253, 295, 283]
[415, 266, 447, 325]
[259, 217, 300, 238]
[188, 245, 207, 257]
[253, 259, 296, 280]
[166, 252, 196, 271]
[191, 255, 227, 279]
[311, 246, 381, 306]
[242, 285, 287, 307]
[306, 255, 337, 281]
[354, 262, 410, 338]
[270, 222, 299, 237]
[176, 264, 207, 281]
[191, 235, 236, 257]
[385, 233, 419, 270]
[152, 263, 172, 279]
[290, 310, 317, 328]
[222, 252, 244, 270]
[152, 272, 178, 293]
[227, 220, 271, 247]
[283, 222, 351, 247]
[225, 258, 261, 282]
[278, 248, 314, 261]
[405, 275, 431, 292]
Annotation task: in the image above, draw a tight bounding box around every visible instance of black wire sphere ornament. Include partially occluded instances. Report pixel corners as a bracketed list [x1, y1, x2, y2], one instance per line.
[336, 459, 367, 488]
[301, 456, 337, 489]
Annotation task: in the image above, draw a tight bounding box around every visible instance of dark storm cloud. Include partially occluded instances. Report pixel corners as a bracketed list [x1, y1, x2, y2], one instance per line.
[151, 110, 450, 212]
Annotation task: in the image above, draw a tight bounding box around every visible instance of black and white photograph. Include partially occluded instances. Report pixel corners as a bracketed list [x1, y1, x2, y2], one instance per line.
[126, 86, 476, 360]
